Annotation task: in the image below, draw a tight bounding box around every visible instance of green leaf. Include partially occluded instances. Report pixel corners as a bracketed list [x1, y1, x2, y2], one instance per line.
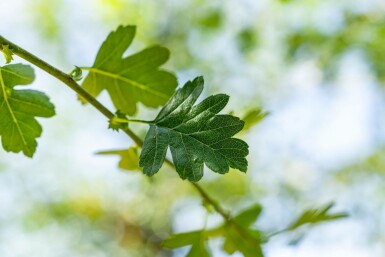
[1, 45, 14, 64]
[0, 64, 55, 157]
[97, 146, 140, 171]
[223, 225, 264, 257]
[163, 230, 202, 248]
[108, 110, 129, 131]
[242, 109, 268, 131]
[81, 25, 177, 115]
[221, 204, 265, 256]
[287, 203, 348, 231]
[163, 230, 210, 257]
[186, 238, 211, 257]
[232, 203, 262, 228]
[139, 76, 249, 181]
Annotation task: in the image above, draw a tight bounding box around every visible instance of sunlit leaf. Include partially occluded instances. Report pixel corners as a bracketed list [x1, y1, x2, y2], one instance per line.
[163, 230, 210, 257]
[237, 28, 258, 53]
[163, 230, 202, 248]
[139, 76, 249, 181]
[232, 203, 262, 228]
[287, 203, 348, 231]
[97, 146, 140, 171]
[242, 109, 268, 132]
[81, 25, 178, 115]
[223, 224, 264, 257]
[0, 64, 55, 157]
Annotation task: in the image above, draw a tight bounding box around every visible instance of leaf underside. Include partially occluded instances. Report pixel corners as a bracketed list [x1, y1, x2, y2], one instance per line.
[81, 25, 178, 115]
[0, 64, 55, 157]
[139, 76, 249, 182]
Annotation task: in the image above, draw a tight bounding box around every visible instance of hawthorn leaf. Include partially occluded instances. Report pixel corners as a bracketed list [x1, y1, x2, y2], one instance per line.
[242, 109, 268, 131]
[186, 237, 211, 257]
[0, 64, 55, 157]
[139, 76, 249, 181]
[163, 230, 202, 248]
[232, 203, 262, 228]
[222, 204, 264, 256]
[222, 224, 264, 257]
[81, 25, 177, 115]
[286, 203, 348, 231]
[163, 230, 211, 257]
[97, 146, 140, 171]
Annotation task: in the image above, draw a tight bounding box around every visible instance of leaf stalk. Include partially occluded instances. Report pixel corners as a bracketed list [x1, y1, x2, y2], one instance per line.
[0, 35, 253, 243]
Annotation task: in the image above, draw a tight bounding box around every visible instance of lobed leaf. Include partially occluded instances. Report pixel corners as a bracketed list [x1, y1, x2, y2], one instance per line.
[0, 64, 55, 157]
[163, 230, 211, 257]
[232, 203, 262, 228]
[286, 203, 348, 231]
[97, 146, 140, 171]
[222, 225, 264, 257]
[81, 25, 178, 115]
[163, 230, 202, 248]
[139, 76, 249, 181]
[242, 109, 268, 132]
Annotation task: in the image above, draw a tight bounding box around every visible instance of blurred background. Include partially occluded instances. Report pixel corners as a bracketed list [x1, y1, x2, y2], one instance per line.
[1, 0, 385, 256]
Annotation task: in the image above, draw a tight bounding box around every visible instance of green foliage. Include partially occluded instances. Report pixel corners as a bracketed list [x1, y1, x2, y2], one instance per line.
[164, 204, 264, 257]
[97, 146, 140, 171]
[196, 10, 223, 29]
[140, 76, 249, 181]
[164, 230, 210, 257]
[286, 203, 348, 231]
[0, 64, 55, 157]
[285, 13, 385, 81]
[0, 20, 351, 257]
[242, 109, 268, 132]
[81, 25, 178, 115]
[237, 28, 258, 54]
[232, 203, 262, 228]
[1, 44, 13, 64]
[108, 110, 129, 131]
[222, 204, 264, 257]
[164, 202, 348, 257]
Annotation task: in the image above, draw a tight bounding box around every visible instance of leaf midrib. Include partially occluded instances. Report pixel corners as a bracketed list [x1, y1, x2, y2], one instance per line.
[0, 69, 28, 147]
[86, 67, 169, 100]
[153, 123, 239, 168]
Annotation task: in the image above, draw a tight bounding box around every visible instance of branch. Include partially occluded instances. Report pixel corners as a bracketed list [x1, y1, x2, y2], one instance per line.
[0, 36, 143, 146]
[0, 35, 250, 240]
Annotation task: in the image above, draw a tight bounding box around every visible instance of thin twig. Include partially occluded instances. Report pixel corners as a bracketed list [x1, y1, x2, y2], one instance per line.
[0, 36, 255, 244]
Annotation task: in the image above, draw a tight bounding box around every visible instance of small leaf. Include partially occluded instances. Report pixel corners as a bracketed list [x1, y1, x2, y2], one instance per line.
[242, 109, 268, 131]
[232, 203, 262, 228]
[222, 224, 264, 257]
[108, 110, 128, 131]
[139, 76, 249, 181]
[97, 146, 140, 171]
[1, 45, 13, 64]
[163, 230, 211, 257]
[186, 237, 211, 257]
[81, 25, 177, 115]
[0, 64, 55, 157]
[163, 230, 202, 249]
[69, 66, 82, 81]
[286, 203, 348, 231]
